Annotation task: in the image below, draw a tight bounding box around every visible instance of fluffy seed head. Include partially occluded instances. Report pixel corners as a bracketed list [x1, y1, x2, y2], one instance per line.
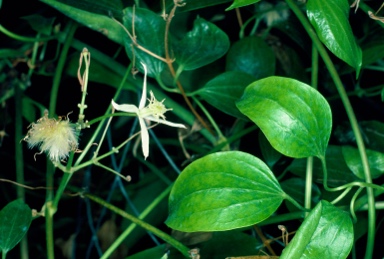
[23, 111, 79, 161]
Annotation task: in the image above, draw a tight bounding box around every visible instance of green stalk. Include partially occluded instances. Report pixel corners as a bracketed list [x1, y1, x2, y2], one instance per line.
[15, 81, 28, 259]
[101, 185, 174, 258]
[44, 21, 78, 259]
[86, 193, 190, 258]
[305, 44, 319, 217]
[285, 1, 375, 257]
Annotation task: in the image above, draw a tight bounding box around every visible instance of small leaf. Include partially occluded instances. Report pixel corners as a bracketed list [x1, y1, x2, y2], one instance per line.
[306, 0, 362, 77]
[40, 0, 125, 44]
[258, 131, 282, 168]
[0, 200, 32, 254]
[194, 71, 256, 119]
[174, 17, 230, 71]
[236, 76, 332, 158]
[226, 36, 275, 79]
[21, 15, 56, 35]
[123, 7, 165, 77]
[280, 200, 353, 259]
[226, 0, 261, 10]
[22, 97, 37, 123]
[166, 151, 286, 232]
[288, 145, 360, 187]
[342, 145, 384, 179]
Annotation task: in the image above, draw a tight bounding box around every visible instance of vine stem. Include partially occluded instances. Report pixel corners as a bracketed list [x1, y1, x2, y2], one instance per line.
[163, 3, 214, 135]
[285, 1, 375, 257]
[85, 193, 191, 258]
[45, 21, 78, 259]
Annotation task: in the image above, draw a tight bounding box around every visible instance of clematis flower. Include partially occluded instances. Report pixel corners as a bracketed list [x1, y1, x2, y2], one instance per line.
[111, 63, 186, 159]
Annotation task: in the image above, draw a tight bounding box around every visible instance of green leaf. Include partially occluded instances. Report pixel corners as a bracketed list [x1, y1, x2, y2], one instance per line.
[194, 71, 256, 119]
[280, 200, 353, 259]
[165, 0, 232, 12]
[236, 76, 332, 158]
[123, 7, 165, 77]
[306, 0, 362, 77]
[22, 97, 37, 123]
[342, 145, 384, 179]
[166, 151, 286, 232]
[40, 0, 125, 44]
[226, 0, 261, 10]
[226, 36, 275, 79]
[288, 145, 360, 187]
[258, 131, 282, 168]
[21, 15, 56, 35]
[174, 17, 230, 71]
[0, 200, 32, 254]
[360, 121, 384, 153]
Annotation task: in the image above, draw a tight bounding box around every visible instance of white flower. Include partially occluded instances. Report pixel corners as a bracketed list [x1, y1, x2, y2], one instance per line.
[111, 63, 186, 159]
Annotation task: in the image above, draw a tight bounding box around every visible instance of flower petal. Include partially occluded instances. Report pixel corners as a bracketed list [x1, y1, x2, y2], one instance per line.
[138, 117, 150, 159]
[112, 100, 139, 114]
[139, 63, 148, 109]
[146, 116, 186, 128]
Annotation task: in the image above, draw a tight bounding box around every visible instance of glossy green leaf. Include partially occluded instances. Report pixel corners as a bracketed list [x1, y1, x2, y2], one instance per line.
[226, 0, 261, 10]
[123, 7, 165, 77]
[166, 151, 286, 231]
[258, 131, 282, 168]
[40, 0, 125, 44]
[306, 0, 362, 76]
[194, 71, 256, 119]
[280, 200, 353, 259]
[236, 76, 332, 158]
[288, 145, 359, 187]
[342, 145, 384, 179]
[0, 200, 32, 254]
[165, 0, 232, 12]
[174, 17, 230, 71]
[226, 36, 275, 79]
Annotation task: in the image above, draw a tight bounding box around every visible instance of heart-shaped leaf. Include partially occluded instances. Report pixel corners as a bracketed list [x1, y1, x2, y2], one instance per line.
[280, 200, 353, 259]
[166, 151, 286, 232]
[226, 36, 275, 79]
[306, 0, 362, 77]
[342, 145, 384, 179]
[194, 71, 256, 119]
[0, 200, 32, 254]
[123, 7, 165, 77]
[174, 17, 230, 71]
[236, 76, 332, 159]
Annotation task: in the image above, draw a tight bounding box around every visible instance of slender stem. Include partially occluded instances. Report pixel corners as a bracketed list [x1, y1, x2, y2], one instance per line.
[86, 193, 190, 258]
[101, 185, 174, 258]
[304, 43, 318, 217]
[15, 81, 28, 259]
[285, 1, 376, 257]
[48, 21, 78, 116]
[0, 24, 56, 42]
[163, 3, 214, 135]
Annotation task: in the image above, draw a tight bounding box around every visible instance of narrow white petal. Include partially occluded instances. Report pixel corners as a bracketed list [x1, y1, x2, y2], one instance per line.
[139, 63, 148, 109]
[147, 116, 186, 128]
[139, 117, 150, 159]
[111, 100, 139, 113]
